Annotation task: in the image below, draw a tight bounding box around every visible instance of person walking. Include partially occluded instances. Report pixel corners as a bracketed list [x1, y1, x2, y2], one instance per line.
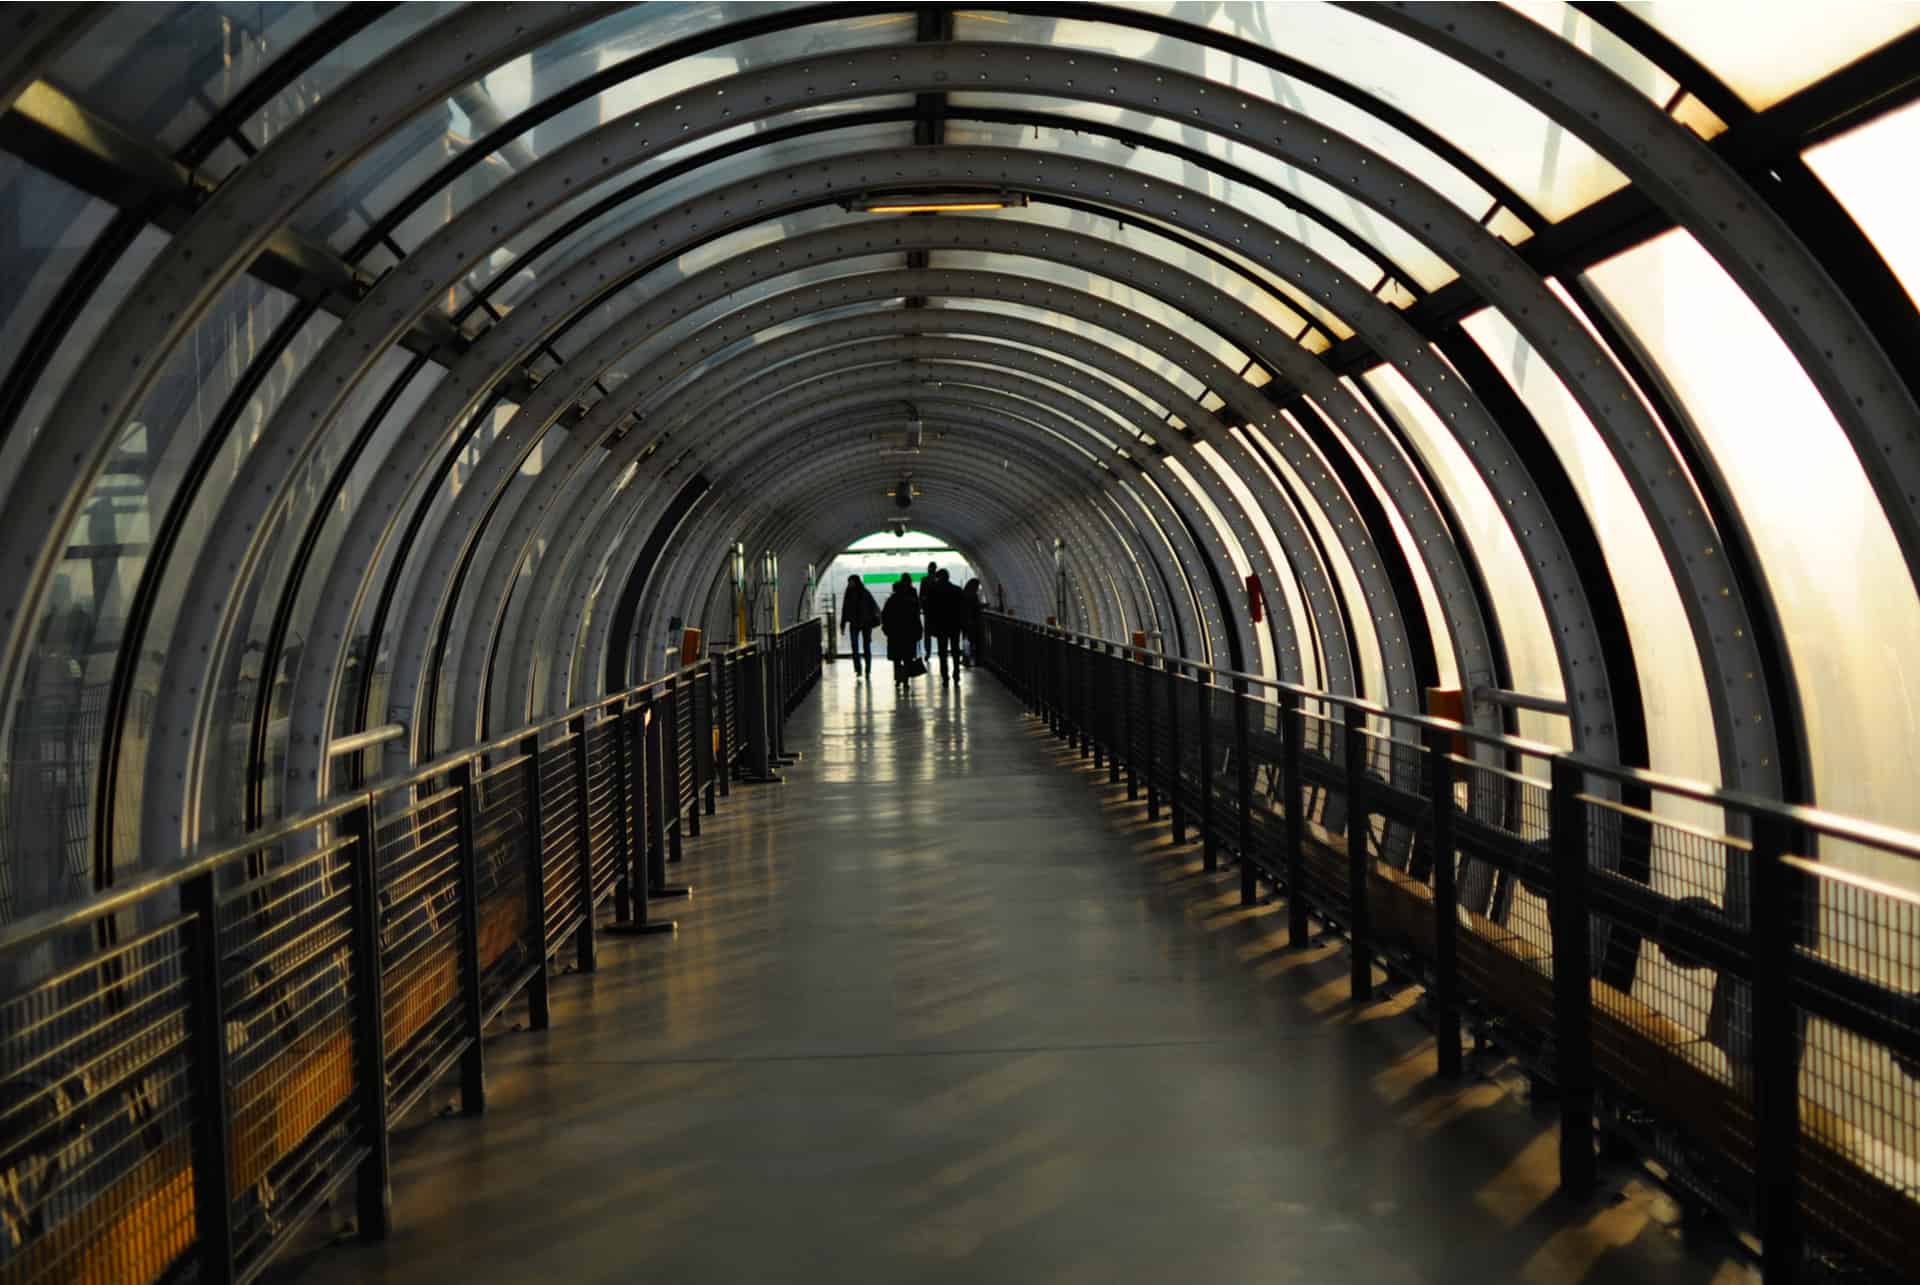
[920, 560, 940, 659]
[881, 574, 923, 689]
[926, 569, 964, 682]
[840, 574, 880, 677]
[961, 577, 985, 668]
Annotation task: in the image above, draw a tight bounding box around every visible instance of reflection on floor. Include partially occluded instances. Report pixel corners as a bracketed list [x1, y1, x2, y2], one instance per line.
[292, 663, 1756, 1284]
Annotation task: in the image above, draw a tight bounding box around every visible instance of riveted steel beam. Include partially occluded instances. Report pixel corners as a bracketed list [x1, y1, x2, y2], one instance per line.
[0, 5, 103, 116]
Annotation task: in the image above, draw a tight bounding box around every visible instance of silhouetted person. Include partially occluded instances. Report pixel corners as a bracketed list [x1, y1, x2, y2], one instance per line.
[881, 574, 923, 689]
[920, 560, 939, 658]
[962, 577, 985, 668]
[925, 569, 964, 682]
[840, 574, 880, 676]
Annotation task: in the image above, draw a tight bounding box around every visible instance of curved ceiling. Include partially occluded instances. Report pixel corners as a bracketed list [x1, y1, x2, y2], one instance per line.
[4, 1, 1920, 913]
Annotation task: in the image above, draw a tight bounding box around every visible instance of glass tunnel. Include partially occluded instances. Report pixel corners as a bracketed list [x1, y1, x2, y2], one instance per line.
[3, 3, 1920, 1282]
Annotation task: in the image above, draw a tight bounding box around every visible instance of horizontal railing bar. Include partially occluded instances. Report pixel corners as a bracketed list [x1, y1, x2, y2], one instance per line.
[327, 723, 406, 758]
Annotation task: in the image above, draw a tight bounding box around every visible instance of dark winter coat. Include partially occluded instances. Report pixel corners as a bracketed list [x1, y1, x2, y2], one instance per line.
[881, 586, 923, 660]
[841, 581, 880, 632]
[922, 578, 962, 635]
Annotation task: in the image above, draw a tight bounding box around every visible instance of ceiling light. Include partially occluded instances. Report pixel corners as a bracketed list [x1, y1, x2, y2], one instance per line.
[847, 191, 1029, 215]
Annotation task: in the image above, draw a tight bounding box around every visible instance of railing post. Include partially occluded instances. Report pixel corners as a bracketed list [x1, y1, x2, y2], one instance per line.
[570, 714, 596, 975]
[647, 697, 692, 899]
[701, 662, 719, 815]
[1235, 676, 1255, 906]
[1107, 646, 1123, 785]
[1198, 669, 1216, 871]
[1281, 689, 1308, 946]
[713, 653, 732, 799]
[450, 759, 488, 1113]
[741, 646, 779, 783]
[1423, 726, 1462, 1079]
[1750, 811, 1803, 1283]
[664, 680, 685, 865]
[181, 868, 237, 1285]
[1548, 755, 1596, 1198]
[1144, 651, 1160, 821]
[607, 701, 675, 935]
[343, 791, 392, 1238]
[1124, 648, 1139, 800]
[1091, 647, 1106, 771]
[519, 732, 550, 1031]
[1165, 657, 1186, 844]
[688, 676, 706, 837]
[1344, 705, 1373, 1002]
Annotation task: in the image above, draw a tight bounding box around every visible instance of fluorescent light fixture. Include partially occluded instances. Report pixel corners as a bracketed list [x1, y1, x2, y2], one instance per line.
[847, 191, 1029, 214]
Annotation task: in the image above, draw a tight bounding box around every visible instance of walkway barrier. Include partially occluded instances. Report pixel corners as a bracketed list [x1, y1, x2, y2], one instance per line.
[982, 613, 1920, 1285]
[0, 643, 811, 1285]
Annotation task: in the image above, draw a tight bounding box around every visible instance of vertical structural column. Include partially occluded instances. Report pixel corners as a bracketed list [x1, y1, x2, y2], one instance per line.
[1424, 725, 1462, 1080]
[570, 714, 596, 975]
[1344, 706, 1373, 1002]
[1750, 812, 1803, 1282]
[450, 760, 489, 1111]
[520, 733, 551, 1032]
[1549, 757, 1596, 1198]
[343, 793, 392, 1238]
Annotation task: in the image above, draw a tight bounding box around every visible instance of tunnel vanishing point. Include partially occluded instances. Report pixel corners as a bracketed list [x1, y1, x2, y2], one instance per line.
[4, 4, 1920, 1283]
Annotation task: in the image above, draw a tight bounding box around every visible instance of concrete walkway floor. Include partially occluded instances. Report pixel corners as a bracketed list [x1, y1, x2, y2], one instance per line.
[293, 665, 1755, 1285]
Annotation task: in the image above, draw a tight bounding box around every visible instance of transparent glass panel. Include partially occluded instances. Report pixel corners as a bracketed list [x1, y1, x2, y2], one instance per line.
[206, 353, 444, 831]
[1804, 97, 1920, 312]
[930, 298, 1208, 405]
[1276, 404, 1458, 690]
[1457, 307, 1718, 786]
[47, 3, 344, 152]
[1506, 2, 1681, 108]
[989, 200, 1322, 345]
[946, 93, 1455, 293]
[1359, 366, 1568, 730]
[120, 307, 339, 860]
[296, 7, 912, 258]
[1633, 2, 1920, 110]
[353, 399, 519, 744]
[927, 247, 1250, 377]
[1, 227, 167, 513]
[1588, 228, 1920, 887]
[957, 7, 1625, 222]
[456, 107, 917, 315]
[0, 161, 114, 501]
[2, 274, 300, 900]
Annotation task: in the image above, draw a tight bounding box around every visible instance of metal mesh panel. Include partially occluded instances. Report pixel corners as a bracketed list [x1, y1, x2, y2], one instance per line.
[0, 919, 197, 1283]
[215, 837, 363, 1274]
[538, 734, 582, 957]
[585, 719, 621, 907]
[372, 784, 465, 1118]
[472, 755, 533, 1013]
[1791, 861, 1920, 1275]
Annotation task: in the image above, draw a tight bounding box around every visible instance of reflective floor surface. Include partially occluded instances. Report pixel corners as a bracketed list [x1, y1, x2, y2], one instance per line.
[292, 663, 1756, 1284]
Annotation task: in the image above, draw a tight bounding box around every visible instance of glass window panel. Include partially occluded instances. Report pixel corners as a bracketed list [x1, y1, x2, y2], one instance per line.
[957, 7, 1625, 222]
[1457, 307, 1718, 786]
[205, 353, 444, 832]
[947, 92, 1455, 293]
[1633, 2, 1920, 110]
[1587, 228, 1920, 887]
[295, 8, 913, 258]
[943, 118, 1359, 335]
[1195, 439, 1306, 682]
[353, 398, 519, 744]
[926, 246, 1250, 377]
[987, 198, 1326, 345]
[455, 110, 917, 315]
[0, 161, 115, 503]
[1358, 366, 1568, 730]
[47, 3, 347, 151]
[1804, 97, 1920, 313]
[930, 298, 1208, 405]
[3, 274, 302, 896]
[1282, 403, 1458, 690]
[1506, 2, 1681, 107]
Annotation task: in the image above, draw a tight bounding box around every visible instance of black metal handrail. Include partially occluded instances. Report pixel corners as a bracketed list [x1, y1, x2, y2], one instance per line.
[982, 611, 1920, 1285]
[0, 639, 811, 1285]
